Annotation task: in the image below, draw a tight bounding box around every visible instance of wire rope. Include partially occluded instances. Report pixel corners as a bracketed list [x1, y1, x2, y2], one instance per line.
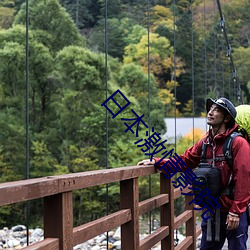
[172, 1, 179, 244]
[191, 0, 195, 145]
[204, 0, 207, 98]
[147, 0, 152, 234]
[104, 0, 109, 248]
[213, 0, 217, 96]
[25, 0, 30, 245]
[173, 0, 177, 153]
[215, 0, 242, 104]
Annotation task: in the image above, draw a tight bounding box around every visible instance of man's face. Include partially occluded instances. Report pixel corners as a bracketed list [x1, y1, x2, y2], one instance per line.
[207, 104, 226, 127]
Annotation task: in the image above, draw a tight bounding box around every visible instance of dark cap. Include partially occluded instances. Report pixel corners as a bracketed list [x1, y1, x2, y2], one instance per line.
[206, 97, 237, 119]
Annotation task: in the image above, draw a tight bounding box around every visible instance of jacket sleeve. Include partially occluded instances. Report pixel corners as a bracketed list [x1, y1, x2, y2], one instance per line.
[229, 136, 250, 215]
[153, 139, 203, 171]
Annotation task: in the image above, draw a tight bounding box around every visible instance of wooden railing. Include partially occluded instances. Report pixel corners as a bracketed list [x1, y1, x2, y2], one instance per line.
[0, 165, 201, 250]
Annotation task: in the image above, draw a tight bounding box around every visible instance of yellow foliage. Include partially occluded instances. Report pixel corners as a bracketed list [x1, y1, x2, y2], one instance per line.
[200, 112, 207, 118]
[176, 128, 205, 155]
[158, 88, 175, 105]
[149, 5, 174, 31]
[0, 7, 14, 29]
[184, 128, 205, 142]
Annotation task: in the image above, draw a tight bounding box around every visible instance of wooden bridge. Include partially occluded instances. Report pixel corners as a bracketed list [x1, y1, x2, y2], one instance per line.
[0, 164, 201, 250]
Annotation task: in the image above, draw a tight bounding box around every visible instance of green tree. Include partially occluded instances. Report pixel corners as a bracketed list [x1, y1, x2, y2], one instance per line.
[14, 0, 84, 52]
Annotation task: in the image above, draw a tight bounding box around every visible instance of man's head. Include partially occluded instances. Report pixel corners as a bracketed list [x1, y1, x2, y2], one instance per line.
[206, 97, 237, 129]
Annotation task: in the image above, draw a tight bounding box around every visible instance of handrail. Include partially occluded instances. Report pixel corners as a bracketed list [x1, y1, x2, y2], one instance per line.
[0, 165, 201, 249]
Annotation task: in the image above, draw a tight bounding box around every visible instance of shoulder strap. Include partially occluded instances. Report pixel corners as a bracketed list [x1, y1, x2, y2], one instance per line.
[200, 142, 207, 162]
[223, 131, 242, 170]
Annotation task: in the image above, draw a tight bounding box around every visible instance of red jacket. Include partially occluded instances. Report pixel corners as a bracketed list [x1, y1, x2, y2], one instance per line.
[154, 124, 250, 216]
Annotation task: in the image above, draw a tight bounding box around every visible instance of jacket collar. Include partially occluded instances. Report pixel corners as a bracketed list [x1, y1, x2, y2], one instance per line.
[206, 124, 239, 143]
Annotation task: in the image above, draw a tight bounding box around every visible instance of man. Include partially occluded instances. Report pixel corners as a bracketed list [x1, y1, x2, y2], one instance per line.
[138, 97, 250, 250]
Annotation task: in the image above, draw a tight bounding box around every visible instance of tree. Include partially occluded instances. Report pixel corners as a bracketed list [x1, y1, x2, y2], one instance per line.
[61, 0, 101, 29]
[0, 6, 15, 29]
[14, 0, 84, 52]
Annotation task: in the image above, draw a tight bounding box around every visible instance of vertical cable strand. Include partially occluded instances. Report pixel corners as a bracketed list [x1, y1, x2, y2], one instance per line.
[204, 0, 207, 98]
[25, 0, 30, 245]
[173, 0, 177, 152]
[191, 0, 195, 145]
[104, 0, 109, 248]
[147, 0, 152, 234]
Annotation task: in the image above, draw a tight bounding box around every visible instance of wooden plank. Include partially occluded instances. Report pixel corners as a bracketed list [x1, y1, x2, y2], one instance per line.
[175, 236, 193, 250]
[174, 210, 192, 229]
[44, 192, 73, 250]
[140, 226, 169, 250]
[139, 194, 169, 215]
[22, 238, 59, 250]
[73, 209, 131, 245]
[0, 177, 59, 206]
[120, 178, 139, 250]
[58, 165, 156, 192]
[185, 192, 196, 250]
[0, 165, 156, 206]
[160, 174, 174, 250]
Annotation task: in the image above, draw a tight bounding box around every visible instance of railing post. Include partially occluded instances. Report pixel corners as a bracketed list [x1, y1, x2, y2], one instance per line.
[185, 193, 196, 250]
[44, 192, 73, 250]
[120, 178, 139, 250]
[160, 173, 174, 250]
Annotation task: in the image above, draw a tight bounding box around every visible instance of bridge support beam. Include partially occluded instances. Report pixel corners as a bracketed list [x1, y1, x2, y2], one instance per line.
[161, 173, 174, 250]
[185, 193, 196, 250]
[44, 192, 73, 250]
[120, 178, 139, 250]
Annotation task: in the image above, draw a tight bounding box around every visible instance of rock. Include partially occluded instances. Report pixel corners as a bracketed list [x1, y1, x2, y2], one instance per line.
[87, 238, 94, 245]
[107, 231, 114, 237]
[0, 230, 7, 238]
[12, 231, 25, 238]
[14, 245, 22, 249]
[73, 243, 86, 249]
[100, 240, 107, 246]
[95, 234, 106, 243]
[30, 228, 43, 238]
[91, 245, 101, 250]
[7, 239, 20, 247]
[113, 227, 120, 240]
[11, 226, 26, 232]
[108, 236, 116, 243]
[113, 240, 121, 249]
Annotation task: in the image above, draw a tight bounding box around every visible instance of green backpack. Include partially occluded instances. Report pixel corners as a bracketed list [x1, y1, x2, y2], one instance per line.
[235, 105, 250, 142]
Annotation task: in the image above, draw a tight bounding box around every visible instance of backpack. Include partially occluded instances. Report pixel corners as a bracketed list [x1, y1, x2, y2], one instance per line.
[192, 131, 242, 208]
[235, 105, 250, 142]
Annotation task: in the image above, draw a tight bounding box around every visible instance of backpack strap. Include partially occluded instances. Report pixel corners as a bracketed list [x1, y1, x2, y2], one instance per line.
[200, 142, 208, 162]
[222, 132, 242, 200]
[223, 131, 242, 170]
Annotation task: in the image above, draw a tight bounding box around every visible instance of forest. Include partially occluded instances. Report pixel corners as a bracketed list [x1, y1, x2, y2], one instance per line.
[0, 0, 249, 228]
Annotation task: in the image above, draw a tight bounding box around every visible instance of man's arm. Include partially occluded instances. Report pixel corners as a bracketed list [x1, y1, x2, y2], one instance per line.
[137, 138, 204, 171]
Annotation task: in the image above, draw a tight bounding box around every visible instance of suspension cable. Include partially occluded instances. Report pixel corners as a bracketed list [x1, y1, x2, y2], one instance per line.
[147, 0, 152, 234]
[173, 1, 179, 244]
[173, 0, 177, 153]
[203, 0, 207, 98]
[104, 0, 109, 248]
[191, 0, 195, 145]
[25, 0, 30, 245]
[215, 0, 242, 104]
[213, 0, 217, 96]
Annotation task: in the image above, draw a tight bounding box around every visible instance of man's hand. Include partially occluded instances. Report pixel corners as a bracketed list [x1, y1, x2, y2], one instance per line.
[137, 159, 155, 166]
[226, 213, 240, 230]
